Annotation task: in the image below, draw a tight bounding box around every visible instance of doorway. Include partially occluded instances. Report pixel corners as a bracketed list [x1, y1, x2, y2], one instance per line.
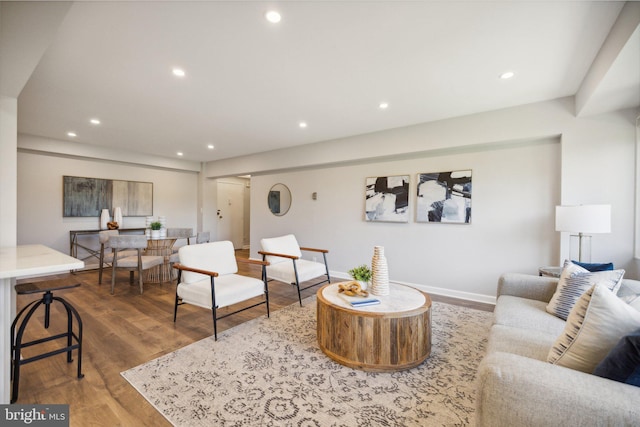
[216, 178, 250, 249]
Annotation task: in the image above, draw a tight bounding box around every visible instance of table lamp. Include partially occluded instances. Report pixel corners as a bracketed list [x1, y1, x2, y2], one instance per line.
[555, 204, 611, 262]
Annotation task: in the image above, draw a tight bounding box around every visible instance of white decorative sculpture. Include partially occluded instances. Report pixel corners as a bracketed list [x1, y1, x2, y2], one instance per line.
[100, 209, 110, 230]
[113, 207, 123, 227]
[370, 246, 390, 296]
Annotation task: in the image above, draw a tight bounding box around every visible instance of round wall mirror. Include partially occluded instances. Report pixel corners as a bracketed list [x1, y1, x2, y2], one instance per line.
[268, 183, 292, 216]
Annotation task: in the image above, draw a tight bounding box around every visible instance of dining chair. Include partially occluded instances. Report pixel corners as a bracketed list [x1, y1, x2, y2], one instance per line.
[109, 235, 163, 294]
[98, 230, 137, 285]
[258, 234, 330, 306]
[166, 227, 194, 277]
[196, 231, 210, 244]
[167, 227, 194, 246]
[173, 240, 270, 340]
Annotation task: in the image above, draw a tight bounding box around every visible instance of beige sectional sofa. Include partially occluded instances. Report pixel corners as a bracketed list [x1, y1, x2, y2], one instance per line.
[475, 273, 640, 427]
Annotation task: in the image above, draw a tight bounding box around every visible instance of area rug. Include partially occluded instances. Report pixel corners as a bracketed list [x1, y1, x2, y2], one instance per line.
[122, 296, 493, 426]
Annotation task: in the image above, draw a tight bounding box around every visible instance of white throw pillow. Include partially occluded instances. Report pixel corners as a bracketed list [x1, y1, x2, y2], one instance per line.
[546, 260, 625, 320]
[548, 284, 640, 373]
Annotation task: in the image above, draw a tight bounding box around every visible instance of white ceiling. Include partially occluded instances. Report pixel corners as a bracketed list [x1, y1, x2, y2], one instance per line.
[15, 1, 639, 163]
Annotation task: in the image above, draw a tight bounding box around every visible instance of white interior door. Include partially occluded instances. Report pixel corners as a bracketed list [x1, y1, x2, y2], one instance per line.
[216, 181, 244, 249]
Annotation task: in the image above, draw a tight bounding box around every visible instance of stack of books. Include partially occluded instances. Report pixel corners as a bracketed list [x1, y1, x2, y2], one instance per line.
[338, 293, 381, 307]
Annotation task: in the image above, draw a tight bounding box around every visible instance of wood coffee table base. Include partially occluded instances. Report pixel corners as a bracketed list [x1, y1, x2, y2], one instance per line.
[317, 283, 432, 372]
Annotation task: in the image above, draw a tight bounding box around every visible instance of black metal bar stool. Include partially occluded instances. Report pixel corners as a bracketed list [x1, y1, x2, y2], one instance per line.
[10, 279, 84, 403]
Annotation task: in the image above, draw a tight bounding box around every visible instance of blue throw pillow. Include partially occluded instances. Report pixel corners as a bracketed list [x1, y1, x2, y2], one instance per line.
[593, 328, 640, 387]
[571, 260, 614, 272]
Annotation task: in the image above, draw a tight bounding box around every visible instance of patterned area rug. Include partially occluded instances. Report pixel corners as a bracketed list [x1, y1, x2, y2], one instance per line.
[122, 296, 492, 426]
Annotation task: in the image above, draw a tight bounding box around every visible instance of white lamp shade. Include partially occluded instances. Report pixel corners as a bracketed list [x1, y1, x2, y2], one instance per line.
[555, 204, 611, 234]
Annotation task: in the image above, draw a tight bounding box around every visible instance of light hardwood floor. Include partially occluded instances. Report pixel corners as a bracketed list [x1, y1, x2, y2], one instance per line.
[12, 250, 493, 426]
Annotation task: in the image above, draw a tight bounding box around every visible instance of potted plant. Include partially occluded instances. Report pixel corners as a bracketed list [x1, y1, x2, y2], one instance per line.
[348, 264, 372, 290]
[150, 221, 162, 239]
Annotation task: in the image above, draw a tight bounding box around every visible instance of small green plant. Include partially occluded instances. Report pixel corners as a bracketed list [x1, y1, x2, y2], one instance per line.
[150, 221, 162, 230]
[348, 264, 372, 282]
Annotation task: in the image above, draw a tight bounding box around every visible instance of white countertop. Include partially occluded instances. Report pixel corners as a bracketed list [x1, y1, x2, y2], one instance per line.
[322, 282, 426, 312]
[0, 244, 84, 279]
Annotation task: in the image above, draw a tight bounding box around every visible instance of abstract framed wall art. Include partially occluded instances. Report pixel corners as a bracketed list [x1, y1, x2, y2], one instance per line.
[416, 170, 472, 223]
[365, 175, 410, 222]
[268, 190, 281, 214]
[63, 176, 153, 217]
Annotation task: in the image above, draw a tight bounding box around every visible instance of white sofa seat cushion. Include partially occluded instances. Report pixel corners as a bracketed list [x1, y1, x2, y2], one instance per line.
[177, 274, 266, 309]
[487, 324, 557, 361]
[494, 295, 566, 336]
[266, 259, 327, 284]
[476, 351, 640, 427]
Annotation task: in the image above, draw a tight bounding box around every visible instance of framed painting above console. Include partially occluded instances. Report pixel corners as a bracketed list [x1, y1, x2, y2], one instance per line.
[63, 175, 153, 217]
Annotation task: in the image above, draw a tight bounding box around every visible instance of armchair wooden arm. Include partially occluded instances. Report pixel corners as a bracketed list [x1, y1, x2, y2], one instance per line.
[236, 257, 270, 267]
[258, 251, 299, 260]
[300, 247, 329, 253]
[172, 263, 219, 277]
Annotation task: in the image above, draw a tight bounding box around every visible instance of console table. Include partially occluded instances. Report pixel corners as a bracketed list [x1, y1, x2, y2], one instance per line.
[0, 245, 83, 403]
[69, 228, 145, 269]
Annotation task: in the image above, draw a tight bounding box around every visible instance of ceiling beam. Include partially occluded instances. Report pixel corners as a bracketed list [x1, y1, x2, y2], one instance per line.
[0, 1, 71, 97]
[575, 2, 640, 116]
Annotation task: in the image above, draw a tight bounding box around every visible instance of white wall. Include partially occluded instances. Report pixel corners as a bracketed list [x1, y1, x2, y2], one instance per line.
[12, 100, 638, 303]
[17, 148, 199, 258]
[206, 99, 639, 302]
[0, 96, 17, 247]
[251, 138, 560, 303]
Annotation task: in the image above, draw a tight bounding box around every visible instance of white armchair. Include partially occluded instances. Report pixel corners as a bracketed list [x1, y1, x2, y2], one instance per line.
[259, 234, 330, 306]
[173, 241, 270, 340]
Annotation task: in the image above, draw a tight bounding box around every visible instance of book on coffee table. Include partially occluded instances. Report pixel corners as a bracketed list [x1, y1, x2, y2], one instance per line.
[338, 293, 381, 307]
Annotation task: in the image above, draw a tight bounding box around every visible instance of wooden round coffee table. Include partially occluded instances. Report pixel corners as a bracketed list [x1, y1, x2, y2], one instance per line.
[316, 282, 432, 372]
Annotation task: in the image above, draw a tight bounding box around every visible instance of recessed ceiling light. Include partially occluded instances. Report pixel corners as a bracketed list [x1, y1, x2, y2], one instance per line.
[207, 144, 214, 149]
[67, 132, 77, 137]
[177, 152, 184, 156]
[299, 122, 308, 128]
[172, 68, 186, 78]
[500, 71, 515, 80]
[266, 11, 281, 23]
[90, 118, 100, 125]
[379, 102, 389, 109]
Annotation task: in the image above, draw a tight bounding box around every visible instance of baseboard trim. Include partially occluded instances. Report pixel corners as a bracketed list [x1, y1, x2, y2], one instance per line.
[330, 272, 496, 306]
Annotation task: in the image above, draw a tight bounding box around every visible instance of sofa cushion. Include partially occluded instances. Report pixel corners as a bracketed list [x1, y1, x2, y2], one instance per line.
[546, 260, 624, 320]
[476, 351, 640, 427]
[494, 295, 566, 336]
[487, 324, 557, 361]
[593, 328, 640, 387]
[548, 284, 640, 373]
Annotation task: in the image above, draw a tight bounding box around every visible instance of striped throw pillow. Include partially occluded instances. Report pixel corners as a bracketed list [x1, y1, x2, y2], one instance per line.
[548, 284, 640, 373]
[546, 260, 624, 320]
